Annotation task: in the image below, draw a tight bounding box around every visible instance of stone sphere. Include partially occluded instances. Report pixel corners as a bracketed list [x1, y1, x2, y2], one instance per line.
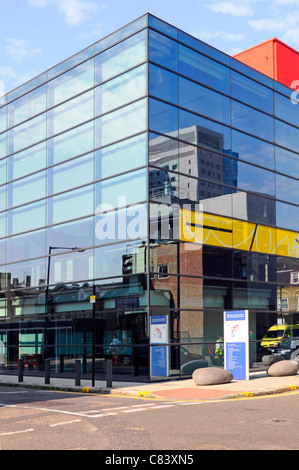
[192, 367, 233, 386]
[267, 360, 299, 377]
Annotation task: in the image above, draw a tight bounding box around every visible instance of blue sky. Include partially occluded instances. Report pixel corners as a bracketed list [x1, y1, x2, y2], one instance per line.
[1, 0, 299, 96]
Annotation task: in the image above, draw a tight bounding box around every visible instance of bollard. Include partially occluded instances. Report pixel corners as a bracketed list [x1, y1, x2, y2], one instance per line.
[44, 359, 50, 384]
[18, 358, 24, 383]
[106, 358, 112, 388]
[75, 359, 81, 386]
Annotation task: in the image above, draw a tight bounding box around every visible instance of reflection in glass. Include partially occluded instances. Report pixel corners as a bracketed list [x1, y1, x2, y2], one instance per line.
[96, 99, 146, 148]
[149, 98, 178, 137]
[96, 64, 146, 116]
[179, 77, 230, 125]
[276, 174, 299, 205]
[232, 130, 274, 169]
[9, 200, 46, 235]
[94, 240, 147, 279]
[274, 91, 299, 128]
[48, 121, 94, 166]
[233, 161, 275, 196]
[149, 64, 178, 104]
[178, 43, 230, 94]
[8, 170, 46, 208]
[149, 132, 178, 170]
[48, 185, 93, 225]
[231, 100, 274, 142]
[275, 119, 299, 153]
[275, 146, 299, 177]
[95, 30, 147, 84]
[231, 70, 273, 114]
[49, 248, 93, 285]
[96, 133, 147, 180]
[47, 153, 93, 196]
[6, 229, 45, 263]
[8, 142, 46, 180]
[48, 59, 94, 107]
[6, 258, 46, 288]
[9, 114, 46, 154]
[8, 86, 46, 128]
[149, 30, 177, 71]
[95, 169, 147, 210]
[47, 217, 94, 251]
[48, 89, 94, 137]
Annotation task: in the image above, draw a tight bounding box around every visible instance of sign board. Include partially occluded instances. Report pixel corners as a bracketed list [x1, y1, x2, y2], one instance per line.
[224, 310, 249, 380]
[150, 315, 169, 377]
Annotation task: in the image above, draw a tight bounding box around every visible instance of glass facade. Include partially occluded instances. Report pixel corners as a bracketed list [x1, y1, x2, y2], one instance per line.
[1, 13, 299, 381]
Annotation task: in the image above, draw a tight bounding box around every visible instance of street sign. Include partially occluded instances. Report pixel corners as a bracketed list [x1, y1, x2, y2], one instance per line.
[224, 310, 249, 380]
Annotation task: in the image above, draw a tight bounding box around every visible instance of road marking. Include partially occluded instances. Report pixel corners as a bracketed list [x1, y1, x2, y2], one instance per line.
[50, 419, 81, 427]
[121, 408, 151, 413]
[149, 404, 175, 409]
[0, 429, 34, 436]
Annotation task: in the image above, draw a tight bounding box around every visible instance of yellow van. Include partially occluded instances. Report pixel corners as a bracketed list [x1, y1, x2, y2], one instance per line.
[261, 324, 299, 349]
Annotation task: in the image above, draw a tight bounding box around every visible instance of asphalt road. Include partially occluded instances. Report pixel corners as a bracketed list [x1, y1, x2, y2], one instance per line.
[0, 386, 299, 452]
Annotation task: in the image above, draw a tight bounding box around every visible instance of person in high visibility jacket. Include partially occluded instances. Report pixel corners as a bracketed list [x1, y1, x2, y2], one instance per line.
[214, 337, 223, 365]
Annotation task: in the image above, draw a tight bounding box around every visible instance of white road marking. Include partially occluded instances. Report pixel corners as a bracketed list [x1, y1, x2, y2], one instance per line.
[50, 419, 81, 427]
[0, 428, 34, 436]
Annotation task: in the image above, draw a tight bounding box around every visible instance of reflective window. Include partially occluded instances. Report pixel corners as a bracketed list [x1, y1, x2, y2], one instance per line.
[47, 217, 94, 251]
[0, 132, 6, 158]
[0, 158, 6, 185]
[6, 229, 45, 263]
[48, 248, 93, 285]
[8, 142, 46, 180]
[149, 132, 178, 170]
[231, 100, 274, 142]
[0, 186, 6, 212]
[95, 30, 147, 84]
[95, 169, 147, 210]
[48, 153, 93, 195]
[94, 240, 147, 279]
[179, 77, 230, 124]
[275, 146, 299, 177]
[0, 212, 6, 238]
[231, 70, 273, 114]
[8, 170, 46, 208]
[149, 64, 178, 104]
[96, 64, 146, 116]
[149, 98, 178, 137]
[274, 91, 299, 128]
[95, 204, 147, 244]
[6, 259, 46, 288]
[48, 59, 94, 107]
[276, 201, 299, 231]
[234, 191, 276, 226]
[234, 161, 275, 196]
[275, 119, 299, 153]
[150, 168, 178, 203]
[48, 121, 94, 166]
[9, 200, 46, 235]
[95, 133, 147, 180]
[8, 114, 46, 154]
[178, 44, 230, 94]
[179, 109, 231, 153]
[48, 89, 94, 137]
[149, 30, 177, 71]
[8, 85, 46, 127]
[96, 99, 146, 148]
[276, 174, 299, 205]
[0, 107, 7, 133]
[48, 185, 94, 225]
[232, 130, 274, 169]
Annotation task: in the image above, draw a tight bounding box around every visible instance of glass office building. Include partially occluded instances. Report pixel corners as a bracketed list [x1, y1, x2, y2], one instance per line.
[0, 13, 299, 382]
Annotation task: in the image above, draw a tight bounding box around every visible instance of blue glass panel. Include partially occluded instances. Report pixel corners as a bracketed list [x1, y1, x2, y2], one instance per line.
[234, 161, 275, 196]
[149, 30, 177, 71]
[178, 44, 230, 94]
[149, 132, 178, 169]
[9, 114, 46, 154]
[0, 107, 7, 133]
[179, 77, 230, 124]
[8, 170, 46, 208]
[8, 142, 46, 180]
[8, 85, 46, 127]
[275, 119, 299, 153]
[274, 91, 299, 128]
[96, 99, 147, 148]
[276, 201, 299, 231]
[47, 217, 94, 250]
[275, 146, 299, 178]
[231, 100, 274, 142]
[6, 258, 46, 288]
[48, 185, 94, 225]
[9, 200, 46, 235]
[95, 133, 147, 180]
[95, 30, 147, 84]
[179, 109, 231, 154]
[178, 31, 230, 66]
[149, 64, 178, 104]
[48, 153, 94, 196]
[149, 98, 178, 137]
[6, 229, 45, 263]
[232, 130, 274, 169]
[231, 70, 273, 114]
[149, 15, 177, 39]
[276, 174, 299, 205]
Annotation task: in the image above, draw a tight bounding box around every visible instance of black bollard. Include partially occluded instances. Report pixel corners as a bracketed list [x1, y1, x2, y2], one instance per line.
[44, 359, 50, 384]
[75, 359, 81, 386]
[106, 358, 112, 388]
[18, 358, 24, 383]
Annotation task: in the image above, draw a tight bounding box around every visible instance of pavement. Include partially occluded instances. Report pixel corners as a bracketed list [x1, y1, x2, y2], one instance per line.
[1, 370, 299, 401]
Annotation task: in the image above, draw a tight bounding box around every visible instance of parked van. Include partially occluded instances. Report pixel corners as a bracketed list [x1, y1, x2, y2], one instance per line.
[261, 324, 299, 349]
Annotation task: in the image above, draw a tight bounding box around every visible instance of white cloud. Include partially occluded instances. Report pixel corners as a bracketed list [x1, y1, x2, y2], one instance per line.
[206, 1, 255, 17]
[28, 0, 99, 26]
[5, 38, 42, 63]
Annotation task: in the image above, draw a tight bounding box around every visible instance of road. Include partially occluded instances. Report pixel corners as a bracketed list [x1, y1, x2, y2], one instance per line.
[0, 386, 299, 451]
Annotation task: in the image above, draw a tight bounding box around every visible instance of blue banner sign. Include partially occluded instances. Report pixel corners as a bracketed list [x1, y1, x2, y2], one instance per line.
[224, 310, 249, 380]
[150, 316, 168, 377]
